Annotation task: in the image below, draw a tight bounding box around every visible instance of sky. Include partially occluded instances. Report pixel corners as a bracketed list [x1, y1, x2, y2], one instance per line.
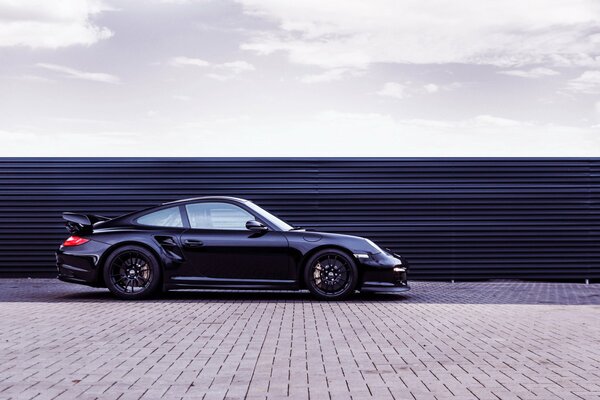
[1, 0, 600, 156]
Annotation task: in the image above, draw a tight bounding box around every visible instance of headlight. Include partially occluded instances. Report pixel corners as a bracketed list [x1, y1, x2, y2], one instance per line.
[365, 239, 384, 254]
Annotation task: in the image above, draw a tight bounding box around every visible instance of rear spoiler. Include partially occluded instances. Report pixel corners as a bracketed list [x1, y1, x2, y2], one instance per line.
[62, 212, 110, 234]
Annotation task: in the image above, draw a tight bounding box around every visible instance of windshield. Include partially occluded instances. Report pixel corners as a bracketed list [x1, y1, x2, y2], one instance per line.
[245, 201, 294, 231]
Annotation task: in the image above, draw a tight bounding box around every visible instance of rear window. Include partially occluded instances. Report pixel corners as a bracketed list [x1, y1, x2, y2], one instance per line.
[137, 207, 183, 227]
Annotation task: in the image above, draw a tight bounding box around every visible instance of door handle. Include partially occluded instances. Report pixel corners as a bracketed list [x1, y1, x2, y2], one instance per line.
[183, 239, 204, 248]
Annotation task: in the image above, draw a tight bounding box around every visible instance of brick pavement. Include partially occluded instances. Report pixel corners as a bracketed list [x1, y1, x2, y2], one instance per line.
[0, 280, 599, 400]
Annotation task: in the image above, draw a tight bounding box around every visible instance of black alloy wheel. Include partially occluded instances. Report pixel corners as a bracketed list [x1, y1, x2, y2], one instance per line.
[104, 245, 161, 300]
[304, 249, 357, 300]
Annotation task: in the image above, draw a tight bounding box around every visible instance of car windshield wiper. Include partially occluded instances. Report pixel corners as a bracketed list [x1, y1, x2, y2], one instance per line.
[289, 227, 305, 231]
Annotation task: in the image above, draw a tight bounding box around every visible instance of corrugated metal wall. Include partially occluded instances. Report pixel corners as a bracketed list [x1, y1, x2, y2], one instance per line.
[1, 158, 599, 281]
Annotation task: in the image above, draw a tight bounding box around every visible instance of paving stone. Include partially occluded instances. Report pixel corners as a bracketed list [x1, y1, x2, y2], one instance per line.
[0, 279, 599, 400]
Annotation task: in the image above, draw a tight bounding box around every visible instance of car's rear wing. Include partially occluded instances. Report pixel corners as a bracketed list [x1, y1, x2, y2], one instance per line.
[62, 212, 110, 234]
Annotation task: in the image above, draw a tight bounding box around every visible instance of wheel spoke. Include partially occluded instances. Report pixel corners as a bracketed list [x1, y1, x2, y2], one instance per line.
[110, 251, 152, 294]
[311, 253, 352, 296]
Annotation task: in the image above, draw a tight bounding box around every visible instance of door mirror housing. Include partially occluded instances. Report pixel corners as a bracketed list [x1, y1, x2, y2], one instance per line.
[246, 220, 268, 232]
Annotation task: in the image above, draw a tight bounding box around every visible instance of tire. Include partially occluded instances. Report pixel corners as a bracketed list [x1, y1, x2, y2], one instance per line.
[103, 245, 161, 300]
[304, 249, 358, 300]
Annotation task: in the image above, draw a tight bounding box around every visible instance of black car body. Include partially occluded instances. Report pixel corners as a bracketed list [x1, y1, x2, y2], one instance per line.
[56, 197, 409, 300]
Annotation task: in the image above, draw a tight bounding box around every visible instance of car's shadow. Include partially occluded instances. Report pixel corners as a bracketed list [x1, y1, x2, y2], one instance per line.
[56, 289, 410, 303]
[2, 280, 599, 305]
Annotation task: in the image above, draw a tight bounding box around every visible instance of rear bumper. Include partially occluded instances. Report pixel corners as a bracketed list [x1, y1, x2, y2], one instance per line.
[56, 259, 101, 286]
[55, 240, 109, 287]
[57, 273, 99, 287]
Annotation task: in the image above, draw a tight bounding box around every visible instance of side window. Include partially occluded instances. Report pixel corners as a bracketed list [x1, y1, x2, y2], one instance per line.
[137, 207, 183, 227]
[186, 202, 254, 230]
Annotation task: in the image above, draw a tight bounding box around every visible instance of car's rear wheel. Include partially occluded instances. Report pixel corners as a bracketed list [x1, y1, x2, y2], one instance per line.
[304, 249, 358, 300]
[103, 245, 161, 300]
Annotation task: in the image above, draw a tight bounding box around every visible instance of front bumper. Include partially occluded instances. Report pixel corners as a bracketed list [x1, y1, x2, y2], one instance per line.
[360, 284, 410, 293]
[357, 251, 410, 293]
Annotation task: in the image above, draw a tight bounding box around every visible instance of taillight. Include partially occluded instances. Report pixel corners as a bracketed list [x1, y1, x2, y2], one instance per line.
[62, 236, 90, 247]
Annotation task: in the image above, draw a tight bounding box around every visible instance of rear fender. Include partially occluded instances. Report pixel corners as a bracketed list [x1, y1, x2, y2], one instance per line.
[96, 240, 174, 289]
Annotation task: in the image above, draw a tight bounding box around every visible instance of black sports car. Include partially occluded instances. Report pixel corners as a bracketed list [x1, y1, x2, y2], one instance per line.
[56, 197, 409, 300]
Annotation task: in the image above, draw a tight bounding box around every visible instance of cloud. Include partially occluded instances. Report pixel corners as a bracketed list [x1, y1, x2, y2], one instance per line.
[498, 67, 560, 79]
[14, 74, 56, 83]
[159, 0, 211, 3]
[377, 82, 409, 99]
[206, 60, 255, 80]
[220, 60, 255, 74]
[238, 0, 600, 69]
[36, 63, 120, 84]
[0, 0, 113, 48]
[3, 112, 597, 156]
[169, 56, 211, 67]
[566, 71, 600, 93]
[423, 83, 439, 93]
[300, 68, 362, 83]
[169, 57, 255, 80]
[377, 81, 461, 99]
[0, 129, 144, 156]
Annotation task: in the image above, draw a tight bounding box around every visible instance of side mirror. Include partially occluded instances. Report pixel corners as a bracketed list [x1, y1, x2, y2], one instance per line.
[246, 220, 268, 232]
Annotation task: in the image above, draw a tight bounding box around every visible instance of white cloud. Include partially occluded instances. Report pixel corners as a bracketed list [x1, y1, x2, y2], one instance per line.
[36, 63, 120, 84]
[15, 74, 56, 83]
[0, 129, 143, 156]
[377, 82, 409, 99]
[169, 56, 210, 67]
[219, 60, 255, 74]
[53, 117, 111, 124]
[3, 112, 597, 156]
[159, 0, 212, 3]
[300, 68, 361, 83]
[566, 71, 600, 93]
[169, 57, 255, 80]
[423, 83, 439, 93]
[498, 67, 560, 79]
[206, 60, 255, 80]
[239, 0, 600, 69]
[377, 81, 460, 99]
[0, 0, 113, 48]
[468, 115, 523, 127]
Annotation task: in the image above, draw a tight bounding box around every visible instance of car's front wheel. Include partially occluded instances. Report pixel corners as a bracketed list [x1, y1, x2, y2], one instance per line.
[103, 245, 161, 300]
[304, 249, 358, 300]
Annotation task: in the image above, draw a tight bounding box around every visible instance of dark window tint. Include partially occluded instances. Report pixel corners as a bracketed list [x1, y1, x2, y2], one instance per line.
[186, 202, 253, 230]
[137, 207, 183, 227]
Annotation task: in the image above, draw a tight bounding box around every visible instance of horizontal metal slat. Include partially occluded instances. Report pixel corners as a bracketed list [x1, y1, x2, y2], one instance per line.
[0, 158, 598, 281]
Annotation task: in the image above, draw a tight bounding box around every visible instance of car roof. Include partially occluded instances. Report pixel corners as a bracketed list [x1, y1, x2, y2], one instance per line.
[162, 196, 249, 205]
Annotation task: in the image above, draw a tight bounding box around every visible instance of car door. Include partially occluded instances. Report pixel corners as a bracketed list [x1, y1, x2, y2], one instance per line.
[178, 201, 292, 283]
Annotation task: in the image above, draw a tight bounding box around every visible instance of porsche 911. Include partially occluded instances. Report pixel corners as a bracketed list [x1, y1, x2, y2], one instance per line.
[56, 196, 409, 300]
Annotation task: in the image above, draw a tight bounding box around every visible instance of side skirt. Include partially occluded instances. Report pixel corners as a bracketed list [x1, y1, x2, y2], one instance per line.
[165, 276, 299, 290]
